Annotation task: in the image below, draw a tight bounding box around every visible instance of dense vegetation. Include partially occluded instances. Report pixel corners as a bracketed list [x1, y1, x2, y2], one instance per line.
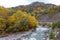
[0, 2, 60, 35]
[12, 2, 60, 20]
[0, 6, 38, 34]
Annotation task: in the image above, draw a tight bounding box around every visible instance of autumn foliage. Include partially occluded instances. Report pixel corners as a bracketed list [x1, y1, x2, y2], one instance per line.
[0, 6, 38, 34]
[8, 11, 38, 32]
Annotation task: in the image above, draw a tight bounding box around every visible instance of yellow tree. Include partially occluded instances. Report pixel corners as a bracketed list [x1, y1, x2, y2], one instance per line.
[8, 10, 38, 31]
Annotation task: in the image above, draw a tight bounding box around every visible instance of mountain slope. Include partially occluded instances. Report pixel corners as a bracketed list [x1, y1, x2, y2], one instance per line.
[12, 2, 56, 11]
[12, 2, 60, 22]
[38, 13, 60, 22]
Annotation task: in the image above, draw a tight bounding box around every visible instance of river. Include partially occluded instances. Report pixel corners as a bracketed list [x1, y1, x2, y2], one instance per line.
[0, 25, 49, 40]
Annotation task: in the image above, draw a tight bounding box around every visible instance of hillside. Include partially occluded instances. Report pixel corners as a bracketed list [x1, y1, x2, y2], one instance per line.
[38, 13, 60, 22]
[12, 2, 56, 11]
[11, 2, 60, 22]
[0, 1, 60, 39]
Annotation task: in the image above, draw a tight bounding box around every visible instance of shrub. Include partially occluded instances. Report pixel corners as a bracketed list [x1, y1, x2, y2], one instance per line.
[52, 21, 60, 29]
[49, 31, 55, 39]
[7, 11, 38, 32]
[0, 18, 7, 31]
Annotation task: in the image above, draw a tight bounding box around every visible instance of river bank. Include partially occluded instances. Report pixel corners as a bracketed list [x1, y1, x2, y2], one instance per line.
[0, 30, 33, 40]
[0, 25, 49, 40]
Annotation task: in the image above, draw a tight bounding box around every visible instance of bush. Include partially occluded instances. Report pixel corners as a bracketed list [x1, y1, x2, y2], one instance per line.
[7, 11, 38, 32]
[52, 21, 60, 29]
[49, 31, 55, 39]
[0, 18, 7, 31]
[0, 11, 38, 34]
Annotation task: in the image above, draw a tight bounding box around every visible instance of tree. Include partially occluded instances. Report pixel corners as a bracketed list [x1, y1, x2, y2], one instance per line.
[0, 17, 7, 31]
[7, 8, 15, 16]
[8, 10, 38, 32]
[0, 6, 9, 19]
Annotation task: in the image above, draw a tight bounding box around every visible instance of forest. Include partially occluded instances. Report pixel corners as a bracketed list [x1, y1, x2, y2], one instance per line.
[0, 2, 60, 35]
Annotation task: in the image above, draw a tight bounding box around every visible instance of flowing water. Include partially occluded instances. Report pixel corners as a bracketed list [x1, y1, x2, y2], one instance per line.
[0, 25, 49, 40]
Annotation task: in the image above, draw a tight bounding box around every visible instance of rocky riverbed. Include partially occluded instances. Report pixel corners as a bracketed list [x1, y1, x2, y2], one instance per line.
[0, 25, 49, 40]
